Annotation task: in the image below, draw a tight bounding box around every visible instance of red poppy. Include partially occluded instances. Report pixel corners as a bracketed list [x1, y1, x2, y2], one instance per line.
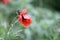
[2, 0, 11, 4]
[18, 8, 32, 28]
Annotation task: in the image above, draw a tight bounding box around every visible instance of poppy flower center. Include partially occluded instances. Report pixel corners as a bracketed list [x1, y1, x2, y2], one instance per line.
[22, 16, 27, 21]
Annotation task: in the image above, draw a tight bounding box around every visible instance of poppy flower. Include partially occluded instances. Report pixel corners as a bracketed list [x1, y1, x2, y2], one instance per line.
[18, 8, 32, 28]
[2, 0, 11, 4]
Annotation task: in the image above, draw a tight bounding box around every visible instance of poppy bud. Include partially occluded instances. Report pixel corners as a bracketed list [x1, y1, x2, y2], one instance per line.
[2, 0, 11, 4]
[18, 8, 32, 28]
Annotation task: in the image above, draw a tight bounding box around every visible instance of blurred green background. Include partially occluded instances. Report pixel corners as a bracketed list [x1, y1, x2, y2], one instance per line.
[0, 0, 60, 40]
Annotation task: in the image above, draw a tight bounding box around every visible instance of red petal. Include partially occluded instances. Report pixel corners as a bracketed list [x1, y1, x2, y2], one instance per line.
[18, 15, 22, 23]
[22, 15, 32, 28]
[23, 14, 31, 19]
[20, 8, 28, 15]
[23, 19, 32, 28]
[2, 0, 11, 4]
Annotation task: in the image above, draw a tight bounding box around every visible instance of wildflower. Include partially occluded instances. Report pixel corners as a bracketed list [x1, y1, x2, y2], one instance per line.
[18, 8, 32, 28]
[2, 0, 11, 4]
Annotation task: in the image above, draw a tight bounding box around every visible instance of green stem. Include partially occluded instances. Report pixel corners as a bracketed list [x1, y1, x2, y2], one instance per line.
[4, 24, 10, 40]
[4, 16, 18, 40]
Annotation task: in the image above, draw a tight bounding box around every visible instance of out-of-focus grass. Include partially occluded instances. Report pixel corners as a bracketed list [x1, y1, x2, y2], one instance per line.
[0, 0, 60, 40]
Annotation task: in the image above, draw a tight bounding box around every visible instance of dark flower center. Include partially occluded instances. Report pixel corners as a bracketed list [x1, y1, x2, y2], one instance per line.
[22, 16, 27, 21]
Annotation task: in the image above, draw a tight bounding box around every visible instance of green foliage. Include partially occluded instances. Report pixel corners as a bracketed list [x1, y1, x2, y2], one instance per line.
[0, 0, 60, 40]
